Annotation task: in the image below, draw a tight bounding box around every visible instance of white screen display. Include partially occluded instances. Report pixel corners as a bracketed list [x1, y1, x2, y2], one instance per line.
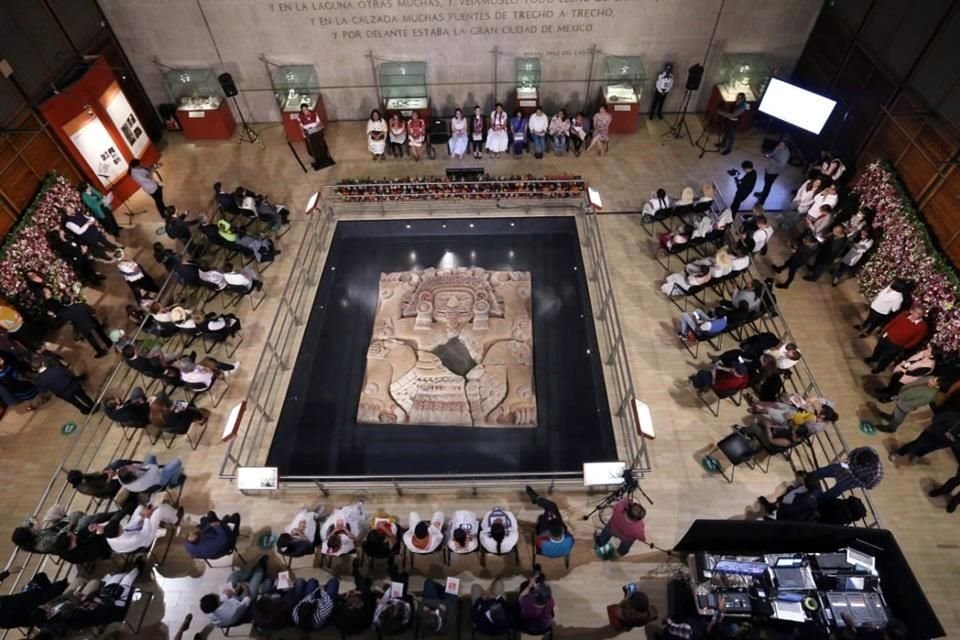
[758, 78, 837, 135]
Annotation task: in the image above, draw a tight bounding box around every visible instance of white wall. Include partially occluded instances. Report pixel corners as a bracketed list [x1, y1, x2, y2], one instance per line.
[99, 0, 822, 122]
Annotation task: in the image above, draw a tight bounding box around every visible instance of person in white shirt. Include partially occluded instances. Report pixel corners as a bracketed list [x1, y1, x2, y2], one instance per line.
[766, 343, 802, 372]
[832, 228, 874, 286]
[199, 266, 227, 291]
[649, 63, 674, 120]
[528, 107, 549, 159]
[479, 507, 518, 555]
[642, 188, 671, 220]
[403, 511, 444, 554]
[730, 249, 751, 272]
[805, 204, 834, 238]
[736, 215, 773, 254]
[448, 510, 480, 554]
[808, 184, 838, 219]
[221, 263, 261, 293]
[319, 501, 367, 556]
[278, 506, 325, 557]
[176, 356, 238, 390]
[661, 264, 711, 297]
[129, 159, 165, 214]
[856, 281, 906, 336]
[485, 103, 509, 157]
[105, 502, 181, 554]
[200, 556, 269, 628]
[792, 175, 822, 214]
[820, 158, 846, 182]
[114, 454, 183, 493]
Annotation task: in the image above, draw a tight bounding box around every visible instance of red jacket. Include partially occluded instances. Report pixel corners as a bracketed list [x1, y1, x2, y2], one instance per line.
[883, 312, 928, 349]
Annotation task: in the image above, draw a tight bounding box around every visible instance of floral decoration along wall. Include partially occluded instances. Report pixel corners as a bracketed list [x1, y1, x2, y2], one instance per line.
[853, 161, 960, 355]
[0, 173, 83, 314]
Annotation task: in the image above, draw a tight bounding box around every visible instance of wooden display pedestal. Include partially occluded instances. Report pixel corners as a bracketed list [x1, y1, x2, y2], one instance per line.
[282, 95, 328, 143]
[704, 84, 757, 133]
[600, 88, 639, 134]
[178, 100, 237, 140]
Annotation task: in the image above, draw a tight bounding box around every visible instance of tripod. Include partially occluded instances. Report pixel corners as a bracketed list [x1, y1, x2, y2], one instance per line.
[695, 110, 724, 158]
[231, 95, 264, 149]
[582, 477, 653, 523]
[661, 89, 696, 146]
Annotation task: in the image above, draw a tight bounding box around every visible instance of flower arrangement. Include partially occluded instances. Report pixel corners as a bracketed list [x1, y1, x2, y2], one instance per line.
[335, 174, 586, 202]
[0, 173, 83, 314]
[853, 161, 960, 354]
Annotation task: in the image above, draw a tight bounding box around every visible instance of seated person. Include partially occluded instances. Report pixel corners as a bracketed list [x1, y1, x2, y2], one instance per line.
[200, 555, 270, 627]
[176, 354, 238, 390]
[126, 304, 176, 337]
[222, 263, 263, 293]
[252, 578, 309, 631]
[734, 213, 774, 254]
[729, 247, 751, 272]
[236, 188, 289, 227]
[372, 559, 413, 635]
[806, 203, 834, 237]
[517, 565, 555, 635]
[658, 223, 694, 251]
[33, 563, 142, 632]
[185, 511, 241, 560]
[641, 188, 671, 220]
[162, 206, 203, 246]
[121, 343, 168, 378]
[117, 259, 159, 301]
[212, 220, 278, 263]
[0, 571, 68, 629]
[720, 280, 764, 314]
[676, 307, 728, 342]
[213, 181, 240, 213]
[152, 242, 178, 272]
[363, 511, 403, 561]
[102, 501, 181, 555]
[319, 501, 367, 556]
[335, 558, 379, 635]
[479, 506, 519, 555]
[402, 511, 444, 555]
[660, 263, 711, 297]
[198, 263, 228, 290]
[738, 421, 815, 452]
[113, 454, 184, 493]
[149, 392, 210, 434]
[766, 342, 802, 372]
[470, 578, 511, 635]
[615, 586, 659, 630]
[172, 256, 202, 287]
[277, 506, 325, 557]
[292, 577, 339, 631]
[104, 387, 150, 428]
[688, 361, 750, 397]
[197, 312, 242, 340]
[448, 509, 480, 555]
[526, 485, 575, 558]
[66, 458, 137, 499]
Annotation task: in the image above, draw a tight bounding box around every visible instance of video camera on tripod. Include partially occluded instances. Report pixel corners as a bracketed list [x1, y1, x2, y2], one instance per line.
[582, 468, 650, 522]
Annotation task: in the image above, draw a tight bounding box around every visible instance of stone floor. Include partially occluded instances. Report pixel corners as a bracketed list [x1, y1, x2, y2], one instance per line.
[0, 114, 957, 639]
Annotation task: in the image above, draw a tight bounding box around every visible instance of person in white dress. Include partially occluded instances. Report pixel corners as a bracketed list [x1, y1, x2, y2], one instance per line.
[485, 103, 509, 156]
[319, 501, 368, 557]
[366, 110, 387, 160]
[447, 510, 480, 554]
[479, 507, 518, 554]
[403, 511, 444, 554]
[448, 108, 468, 159]
[388, 114, 407, 159]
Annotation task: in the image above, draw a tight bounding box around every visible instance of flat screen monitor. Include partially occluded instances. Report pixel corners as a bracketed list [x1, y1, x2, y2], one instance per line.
[713, 559, 769, 577]
[758, 78, 836, 135]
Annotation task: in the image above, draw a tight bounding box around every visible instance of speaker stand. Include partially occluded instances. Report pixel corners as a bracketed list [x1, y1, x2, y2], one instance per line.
[660, 89, 696, 146]
[231, 96, 264, 149]
[695, 112, 723, 158]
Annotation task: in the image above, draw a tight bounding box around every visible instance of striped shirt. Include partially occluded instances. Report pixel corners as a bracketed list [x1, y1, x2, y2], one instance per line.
[292, 588, 334, 629]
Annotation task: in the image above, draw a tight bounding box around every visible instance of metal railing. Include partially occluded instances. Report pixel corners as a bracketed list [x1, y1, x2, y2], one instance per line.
[218, 188, 650, 489]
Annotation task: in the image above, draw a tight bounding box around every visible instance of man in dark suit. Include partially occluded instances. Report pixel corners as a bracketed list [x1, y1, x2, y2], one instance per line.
[35, 354, 97, 414]
[121, 345, 166, 379]
[104, 387, 150, 427]
[56, 296, 112, 358]
[729, 161, 757, 215]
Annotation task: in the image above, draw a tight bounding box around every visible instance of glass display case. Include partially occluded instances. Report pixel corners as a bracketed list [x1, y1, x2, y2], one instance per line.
[380, 61, 428, 111]
[602, 55, 645, 104]
[717, 52, 776, 102]
[271, 64, 320, 113]
[516, 58, 541, 90]
[162, 68, 223, 111]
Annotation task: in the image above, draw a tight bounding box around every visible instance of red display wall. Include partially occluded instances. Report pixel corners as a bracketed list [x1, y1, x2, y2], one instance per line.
[39, 57, 159, 208]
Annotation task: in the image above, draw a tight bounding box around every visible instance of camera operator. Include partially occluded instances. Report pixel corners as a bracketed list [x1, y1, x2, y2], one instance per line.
[727, 161, 756, 215]
[593, 472, 647, 559]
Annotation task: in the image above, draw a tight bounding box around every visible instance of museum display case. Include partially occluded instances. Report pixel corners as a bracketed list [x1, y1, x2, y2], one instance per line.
[162, 67, 235, 140]
[515, 58, 541, 115]
[270, 64, 328, 142]
[600, 55, 644, 133]
[380, 61, 431, 119]
[705, 52, 776, 132]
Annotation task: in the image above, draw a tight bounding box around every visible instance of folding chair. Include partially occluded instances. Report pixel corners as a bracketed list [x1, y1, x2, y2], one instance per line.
[224, 284, 266, 311]
[403, 542, 446, 571]
[695, 385, 744, 417]
[704, 430, 756, 483]
[181, 375, 230, 408]
[640, 206, 674, 238]
[668, 282, 708, 314]
[479, 542, 520, 568]
[200, 529, 248, 569]
[93, 589, 154, 636]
